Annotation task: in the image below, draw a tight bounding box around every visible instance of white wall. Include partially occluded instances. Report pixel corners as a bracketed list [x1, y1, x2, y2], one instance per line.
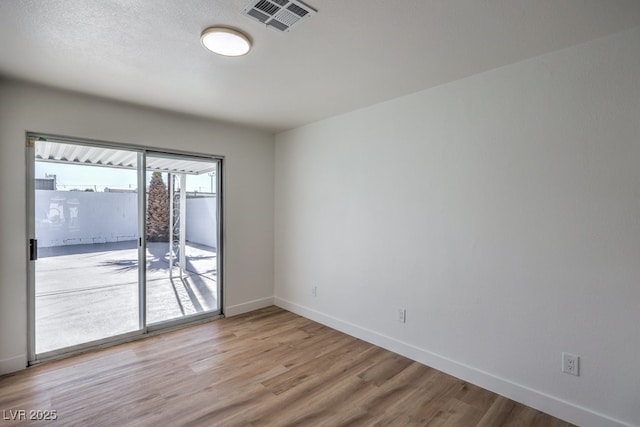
[35, 190, 217, 249]
[275, 27, 640, 427]
[186, 196, 217, 248]
[0, 81, 274, 373]
[36, 190, 138, 247]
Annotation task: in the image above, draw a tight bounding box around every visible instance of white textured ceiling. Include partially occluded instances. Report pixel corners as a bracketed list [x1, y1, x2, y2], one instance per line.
[1, 0, 639, 133]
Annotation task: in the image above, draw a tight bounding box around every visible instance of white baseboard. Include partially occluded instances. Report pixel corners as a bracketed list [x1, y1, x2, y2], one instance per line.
[225, 296, 274, 317]
[274, 297, 631, 427]
[0, 354, 26, 375]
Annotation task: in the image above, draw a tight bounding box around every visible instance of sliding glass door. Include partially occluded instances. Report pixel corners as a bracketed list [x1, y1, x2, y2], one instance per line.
[27, 136, 222, 362]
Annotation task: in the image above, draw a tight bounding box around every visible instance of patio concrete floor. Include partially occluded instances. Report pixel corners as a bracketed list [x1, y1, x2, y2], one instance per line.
[35, 240, 217, 354]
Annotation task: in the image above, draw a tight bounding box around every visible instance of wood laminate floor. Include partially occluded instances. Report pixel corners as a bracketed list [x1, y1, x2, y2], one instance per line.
[0, 306, 574, 426]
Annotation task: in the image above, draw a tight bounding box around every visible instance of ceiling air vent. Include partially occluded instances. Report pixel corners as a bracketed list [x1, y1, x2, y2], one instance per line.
[242, 0, 316, 32]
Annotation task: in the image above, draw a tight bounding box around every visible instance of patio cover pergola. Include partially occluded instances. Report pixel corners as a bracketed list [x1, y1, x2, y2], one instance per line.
[32, 137, 217, 280]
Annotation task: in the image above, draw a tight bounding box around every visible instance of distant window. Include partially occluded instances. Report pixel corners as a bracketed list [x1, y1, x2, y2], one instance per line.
[35, 177, 56, 190]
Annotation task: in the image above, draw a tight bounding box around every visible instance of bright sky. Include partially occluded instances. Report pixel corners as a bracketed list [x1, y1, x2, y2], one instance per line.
[35, 162, 216, 193]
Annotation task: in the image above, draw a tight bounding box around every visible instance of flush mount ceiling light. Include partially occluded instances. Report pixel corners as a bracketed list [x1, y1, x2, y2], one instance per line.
[200, 27, 252, 57]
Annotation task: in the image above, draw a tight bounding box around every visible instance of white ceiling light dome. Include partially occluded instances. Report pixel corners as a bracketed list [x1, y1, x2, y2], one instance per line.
[201, 27, 252, 57]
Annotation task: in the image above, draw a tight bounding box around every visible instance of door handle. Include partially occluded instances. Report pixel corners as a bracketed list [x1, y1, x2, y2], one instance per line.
[29, 238, 38, 261]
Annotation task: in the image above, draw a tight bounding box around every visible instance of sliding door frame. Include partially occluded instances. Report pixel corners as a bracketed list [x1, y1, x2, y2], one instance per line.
[138, 152, 147, 331]
[26, 133, 224, 365]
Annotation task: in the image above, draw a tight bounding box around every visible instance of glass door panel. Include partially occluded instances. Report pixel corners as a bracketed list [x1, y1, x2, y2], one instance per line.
[145, 154, 220, 325]
[33, 141, 142, 355]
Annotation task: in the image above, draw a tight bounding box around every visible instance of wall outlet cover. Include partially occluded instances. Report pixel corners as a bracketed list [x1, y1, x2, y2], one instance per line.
[562, 352, 579, 376]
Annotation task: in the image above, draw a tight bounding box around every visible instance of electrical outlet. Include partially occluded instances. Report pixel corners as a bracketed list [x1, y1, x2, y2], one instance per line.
[397, 308, 406, 323]
[562, 352, 579, 376]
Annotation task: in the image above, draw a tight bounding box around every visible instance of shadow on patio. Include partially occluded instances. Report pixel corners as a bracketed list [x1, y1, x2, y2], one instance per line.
[35, 240, 218, 354]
